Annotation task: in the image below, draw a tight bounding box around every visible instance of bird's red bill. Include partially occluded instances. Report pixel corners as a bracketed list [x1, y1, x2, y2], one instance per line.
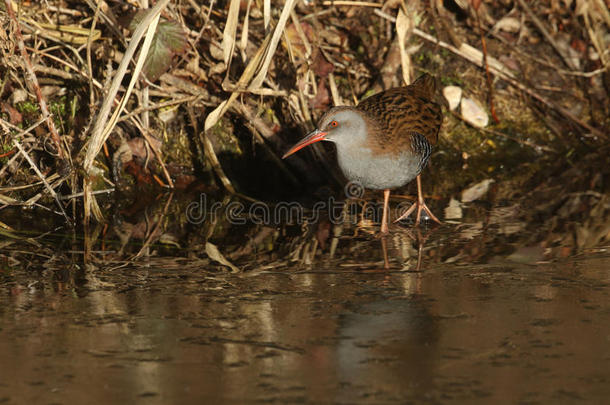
[282, 130, 327, 158]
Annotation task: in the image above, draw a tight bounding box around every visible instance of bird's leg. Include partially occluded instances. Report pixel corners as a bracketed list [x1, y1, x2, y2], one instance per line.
[380, 235, 390, 269]
[414, 175, 442, 225]
[380, 189, 390, 234]
[394, 175, 442, 226]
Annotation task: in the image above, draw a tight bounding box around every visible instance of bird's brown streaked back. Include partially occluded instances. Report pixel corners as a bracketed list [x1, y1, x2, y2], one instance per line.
[356, 74, 442, 155]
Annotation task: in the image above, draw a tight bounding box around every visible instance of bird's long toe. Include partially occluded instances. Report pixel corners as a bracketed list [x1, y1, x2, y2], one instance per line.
[394, 200, 442, 226]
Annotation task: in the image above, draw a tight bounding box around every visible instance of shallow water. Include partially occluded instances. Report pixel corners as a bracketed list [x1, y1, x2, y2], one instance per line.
[1, 251, 609, 404]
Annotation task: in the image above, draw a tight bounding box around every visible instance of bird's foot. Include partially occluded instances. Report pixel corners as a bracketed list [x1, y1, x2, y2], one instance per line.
[394, 199, 442, 226]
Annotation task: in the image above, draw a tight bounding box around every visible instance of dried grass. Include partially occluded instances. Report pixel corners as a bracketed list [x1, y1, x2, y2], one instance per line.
[0, 0, 607, 227]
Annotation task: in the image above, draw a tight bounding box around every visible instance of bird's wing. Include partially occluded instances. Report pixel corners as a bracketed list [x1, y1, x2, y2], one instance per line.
[357, 85, 442, 154]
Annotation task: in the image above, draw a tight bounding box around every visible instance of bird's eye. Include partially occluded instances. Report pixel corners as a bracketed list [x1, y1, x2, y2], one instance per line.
[329, 120, 338, 128]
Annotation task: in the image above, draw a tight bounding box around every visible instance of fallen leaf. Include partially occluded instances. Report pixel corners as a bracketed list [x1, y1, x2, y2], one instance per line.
[206, 242, 240, 273]
[461, 97, 489, 128]
[284, 22, 314, 62]
[461, 179, 494, 203]
[1, 102, 23, 125]
[492, 16, 521, 33]
[444, 197, 463, 219]
[443, 86, 462, 111]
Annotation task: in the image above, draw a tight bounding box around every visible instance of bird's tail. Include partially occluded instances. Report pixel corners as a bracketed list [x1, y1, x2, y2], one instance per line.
[410, 74, 437, 99]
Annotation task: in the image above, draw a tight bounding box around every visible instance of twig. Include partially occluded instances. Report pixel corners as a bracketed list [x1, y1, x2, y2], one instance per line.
[487, 30, 608, 77]
[4, 0, 65, 158]
[321, 1, 382, 6]
[516, 0, 579, 71]
[290, 10, 312, 59]
[12, 139, 71, 224]
[118, 95, 201, 123]
[134, 192, 174, 259]
[131, 118, 174, 188]
[60, 188, 115, 200]
[27, 47, 103, 88]
[473, 4, 500, 124]
[447, 110, 555, 153]
[0, 173, 60, 192]
[0, 115, 48, 178]
[0, 146, 22, 180]
[0, 149, 16, 158]
[86, 1, 102, 107]
[408, 28, 606, 139]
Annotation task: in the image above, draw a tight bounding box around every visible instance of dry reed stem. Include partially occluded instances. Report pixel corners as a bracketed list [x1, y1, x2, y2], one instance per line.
[199, 0, 300, 194]
[396, 6, 414, 85]
[81, 0, 170, 222]
[204, 33, 271, 132]
[290, 10, 312, 59]
[328, 72, 342, 106]
[24, 175, 65, 206]
[82, 0, 170, 173]
[221, 0, 241, 65]
[20, 17, 102, 45]
[0, 173, 60, 192]
[583, 0, 609, 68]
[239, 0, 254, 62]
[321, 1, 382, 6]
[249, 0, 298, 90]
[201, 132, 236, 194]
[264, 0, 271, 33]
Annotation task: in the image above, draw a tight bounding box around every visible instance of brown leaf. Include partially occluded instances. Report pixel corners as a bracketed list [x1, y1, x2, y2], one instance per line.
[312, 50, 334, 78]
[284, 22, 314, 62]
[1, 102, 22, 125]
[310, 78, 330, 110]
[570, 38, 586, 54]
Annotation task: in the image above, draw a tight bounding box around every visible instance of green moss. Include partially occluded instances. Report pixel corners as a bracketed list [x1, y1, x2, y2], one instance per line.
[210, 118, 243, 156]
[440, 76, 464, 86]
[17, 101, 39, 114]
[0, 143, 13, 165]
[49, 97, 66, 117]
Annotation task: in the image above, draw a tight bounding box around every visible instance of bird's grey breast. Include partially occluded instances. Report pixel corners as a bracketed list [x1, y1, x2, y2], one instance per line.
[335, 144, 421, 190]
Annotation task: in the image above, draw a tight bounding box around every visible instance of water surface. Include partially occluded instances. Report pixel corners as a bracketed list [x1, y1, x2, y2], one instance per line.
[1, 253, 608, 404]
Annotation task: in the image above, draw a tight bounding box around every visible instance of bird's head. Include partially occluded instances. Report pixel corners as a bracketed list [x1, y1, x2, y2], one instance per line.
[282, 107, 365, 158]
